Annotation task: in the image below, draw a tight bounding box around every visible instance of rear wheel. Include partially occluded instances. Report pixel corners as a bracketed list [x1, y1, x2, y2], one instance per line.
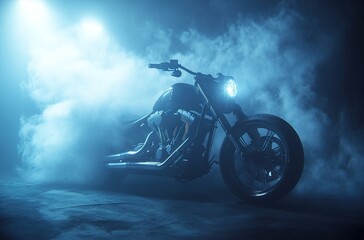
[219, 114, 304, 203]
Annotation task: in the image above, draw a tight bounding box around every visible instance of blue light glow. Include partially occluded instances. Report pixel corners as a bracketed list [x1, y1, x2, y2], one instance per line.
[80, 19, 104, 38]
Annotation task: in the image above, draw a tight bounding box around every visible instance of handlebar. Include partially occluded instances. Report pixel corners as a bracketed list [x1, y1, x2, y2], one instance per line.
[148, 60, 197, 76]
[148, 62, 170, 71]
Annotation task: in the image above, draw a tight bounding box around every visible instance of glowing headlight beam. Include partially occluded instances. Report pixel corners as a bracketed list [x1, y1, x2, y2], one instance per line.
[225, 79, 237, 97]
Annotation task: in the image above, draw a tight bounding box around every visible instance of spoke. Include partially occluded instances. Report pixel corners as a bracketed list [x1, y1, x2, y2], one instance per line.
[239, 136, 248, 148]
[247, 128, 261, 151]
[264, 146, 287, 165]
[272, 153, 286, 165]
[247, 166, 259, 187]
[238, 136, 251, 154]
[272, 145, 281, 152]
[261, 130, 275, 151]
[273, 166, 282, 177]
[265, 150, 283, 159]
[260, 168, 268, 190]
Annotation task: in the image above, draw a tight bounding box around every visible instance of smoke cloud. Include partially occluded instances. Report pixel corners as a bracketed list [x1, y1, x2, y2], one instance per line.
[18, 18, 174, 183]
[18, 4, 364, 198]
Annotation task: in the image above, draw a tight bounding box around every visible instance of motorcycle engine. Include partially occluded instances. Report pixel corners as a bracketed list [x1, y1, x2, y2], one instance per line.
[147, 110, 195, 161]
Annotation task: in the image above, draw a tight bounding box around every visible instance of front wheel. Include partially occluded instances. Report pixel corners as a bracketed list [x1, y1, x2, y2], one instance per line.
[219, 114, 304, 203]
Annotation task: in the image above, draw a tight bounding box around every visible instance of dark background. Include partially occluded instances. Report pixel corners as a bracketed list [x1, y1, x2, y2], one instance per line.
[0, 0, 363, 213]
[0, 0, 364, 239]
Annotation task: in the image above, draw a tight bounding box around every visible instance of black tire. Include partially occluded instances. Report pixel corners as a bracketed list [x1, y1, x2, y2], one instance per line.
[219, 114, 304, 203]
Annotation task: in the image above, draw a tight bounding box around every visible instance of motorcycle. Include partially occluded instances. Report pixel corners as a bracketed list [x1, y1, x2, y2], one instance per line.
[105, 60, 304, 203]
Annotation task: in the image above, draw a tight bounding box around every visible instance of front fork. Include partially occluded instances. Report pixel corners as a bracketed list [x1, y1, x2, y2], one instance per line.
[215, 103, 259, 153]
[208, 103, 245, 152]
[195, 80, 257, 153]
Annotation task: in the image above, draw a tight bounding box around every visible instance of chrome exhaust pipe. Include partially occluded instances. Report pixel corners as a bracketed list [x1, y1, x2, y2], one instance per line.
[107, 137, 191, 175]
[105, 131, 156, 163]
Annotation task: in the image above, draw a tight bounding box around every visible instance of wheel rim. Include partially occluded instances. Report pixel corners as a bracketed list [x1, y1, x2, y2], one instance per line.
[231, 124, 289, 196]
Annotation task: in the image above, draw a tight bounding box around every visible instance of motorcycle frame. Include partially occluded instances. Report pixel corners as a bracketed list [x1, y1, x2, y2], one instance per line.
[107, 64, 248, 179]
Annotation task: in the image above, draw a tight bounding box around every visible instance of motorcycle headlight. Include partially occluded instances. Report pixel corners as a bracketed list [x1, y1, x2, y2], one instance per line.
[225, 79, 237, 97]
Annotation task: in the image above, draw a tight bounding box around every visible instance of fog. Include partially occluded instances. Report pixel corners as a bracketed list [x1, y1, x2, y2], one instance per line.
[1, 0, 363, 199]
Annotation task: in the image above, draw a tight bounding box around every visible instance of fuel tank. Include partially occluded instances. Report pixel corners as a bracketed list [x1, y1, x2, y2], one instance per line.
[153, 83, 202, 112]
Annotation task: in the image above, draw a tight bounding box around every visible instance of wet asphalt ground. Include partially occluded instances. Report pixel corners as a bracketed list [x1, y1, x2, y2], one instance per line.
[1, 176, 363, 240]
